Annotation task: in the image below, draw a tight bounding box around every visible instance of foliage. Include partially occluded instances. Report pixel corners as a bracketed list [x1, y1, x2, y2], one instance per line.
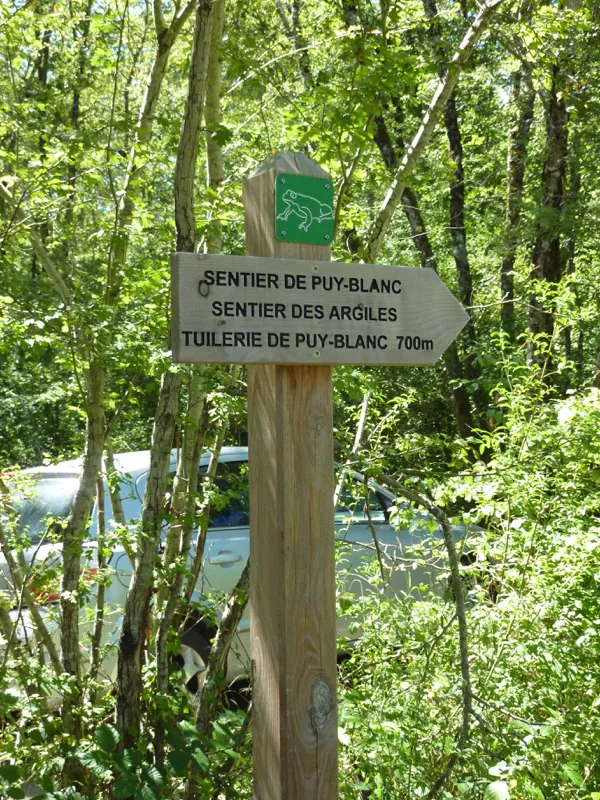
[1, 0, 600, 796]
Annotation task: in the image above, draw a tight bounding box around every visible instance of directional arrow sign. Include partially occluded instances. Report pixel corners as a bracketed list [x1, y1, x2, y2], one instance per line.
[171, 253, 469, 367]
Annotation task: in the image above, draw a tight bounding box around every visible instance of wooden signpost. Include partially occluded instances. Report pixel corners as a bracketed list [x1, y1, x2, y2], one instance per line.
[171, 253, 468, 367]
[170, 151, 469, 799]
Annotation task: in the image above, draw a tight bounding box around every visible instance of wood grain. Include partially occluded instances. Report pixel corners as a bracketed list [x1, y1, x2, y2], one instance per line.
[171, 252, 469, 366]
[245, 152, 338, 799]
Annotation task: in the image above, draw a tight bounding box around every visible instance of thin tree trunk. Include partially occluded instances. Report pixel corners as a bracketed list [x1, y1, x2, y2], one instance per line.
[0, 525, 62, 676]
[104, 446, 137, 566]
[116, 369, 182, 745]
[275, 0, 314, 89]
[333, 391, 371, 508]
[380, 475, 471, 799]
[363, 0, 504, 263]
[117, 0, 214, 749]
[154, 371, 207, 768]
[205, 0, 226, 253]
[423, 0, 488, 425]
[563, 129, 581, 369]
[501, 68, 535, 341]
[161, 374, 208, 585]
[174, 0, 214, 253]
[528, 67, 568, 369]
[183, 424, 227, 605]
[61, 364, 105, 743]
[31, 5, 51, 277]
[107, 0, 196, 301]
[184, 561, 250, 799]
[64, 0, 93, 235]
[372, 111, 474, 436]
[104, 446, 126, 527]
[90, 475, 106, 683]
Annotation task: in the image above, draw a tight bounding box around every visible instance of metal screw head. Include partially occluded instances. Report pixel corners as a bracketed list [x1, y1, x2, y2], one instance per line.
[324, 234, 330, 240]
[312, 265, 319, 273]
[314, 349, 321, 358]
[325, 183, 330, 189]
[280, 177, 286, 184]
[281, 230, 287, 236]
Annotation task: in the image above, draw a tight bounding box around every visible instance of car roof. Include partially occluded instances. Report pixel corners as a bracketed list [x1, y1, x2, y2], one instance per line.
[22, 447, 249, 477]
[18, 449, 397, 503]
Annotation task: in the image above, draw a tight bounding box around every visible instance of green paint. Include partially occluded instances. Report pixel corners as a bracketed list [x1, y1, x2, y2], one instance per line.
[275, 173, 334, 245]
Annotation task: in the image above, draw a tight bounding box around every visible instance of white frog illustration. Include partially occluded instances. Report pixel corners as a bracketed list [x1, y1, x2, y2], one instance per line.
[277, 189, 333, 232]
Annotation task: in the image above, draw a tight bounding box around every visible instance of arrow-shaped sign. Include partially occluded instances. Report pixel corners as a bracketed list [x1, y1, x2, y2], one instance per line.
[171, 253, 469, 367]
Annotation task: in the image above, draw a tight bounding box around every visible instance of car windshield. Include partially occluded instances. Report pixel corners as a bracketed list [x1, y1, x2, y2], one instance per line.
[13, 476, 79, 544]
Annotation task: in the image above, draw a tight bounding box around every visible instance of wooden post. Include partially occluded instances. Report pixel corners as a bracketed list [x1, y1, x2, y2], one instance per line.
[243, 152, 338, 799]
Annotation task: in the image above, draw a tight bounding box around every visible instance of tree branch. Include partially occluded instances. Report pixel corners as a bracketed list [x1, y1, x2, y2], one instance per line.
[363, 0, 504, 263]
[174, 0, 215, 252]
[0, 183, 71, 306]
[378, 474, 471, 798]
[153, 0, 167, 36]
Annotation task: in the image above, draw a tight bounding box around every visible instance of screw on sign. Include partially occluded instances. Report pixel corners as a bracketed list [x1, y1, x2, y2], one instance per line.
[170, 151, 469, 799]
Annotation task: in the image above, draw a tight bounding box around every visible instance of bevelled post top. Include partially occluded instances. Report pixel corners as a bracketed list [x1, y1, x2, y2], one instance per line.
[246, 150, 331, 182]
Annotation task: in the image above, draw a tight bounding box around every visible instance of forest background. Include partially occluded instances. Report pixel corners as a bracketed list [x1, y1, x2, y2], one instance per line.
[1, 0, 600, 797]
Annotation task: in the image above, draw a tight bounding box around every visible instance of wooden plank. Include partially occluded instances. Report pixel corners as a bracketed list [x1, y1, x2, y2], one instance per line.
[171, 253, 469, 366]
[245, 152, 338, 799]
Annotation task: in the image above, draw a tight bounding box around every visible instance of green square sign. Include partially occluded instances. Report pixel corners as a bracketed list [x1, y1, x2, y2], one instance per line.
[275, 173, 334, 245]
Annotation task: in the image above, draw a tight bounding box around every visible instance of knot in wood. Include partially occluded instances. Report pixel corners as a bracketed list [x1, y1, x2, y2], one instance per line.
[309, 677, 333, 733]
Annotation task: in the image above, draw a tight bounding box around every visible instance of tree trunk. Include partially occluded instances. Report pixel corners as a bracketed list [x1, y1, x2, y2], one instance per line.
[205, 0, 226, 253]
[174, 0, 215, 253]
[0, 516, 62, 676]
[528, 67, 568, 369]
[563, 129, 581, 371]
[117, 0, 215, 749]
[154, 370, 207, 768]
[61, 363, 105, 757]
[275, 0, 314, 89]
[501, 68, 535, 341]
[372, 110, 474, 436]
[65, 0, 93, 234]
[90, 475, 106, 683]
[593, 343, 600, 389]
[423, 0, 488, 426]
[363, 0, 504, 263]
[107, 0, 196, 301]
[116, 369, 182, 745]
[184, 561, 250, 798]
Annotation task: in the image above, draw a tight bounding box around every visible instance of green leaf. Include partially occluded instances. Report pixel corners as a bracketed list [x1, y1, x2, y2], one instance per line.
[114, 772, 139, 798]
[140, 765, 163, 788]
[78, 750, 111, 780]
[484, 782, 510, 800]
[211, 125, 233, 146]
[135, 785, 159, 800]
[7, 788, 26, 799]
[95, 723, 120, 753]
[62, 791, 86, 800]
[0, 765, 21, 783]
[179, 720, 201, 741]
[167, 749, 190, 775]
[562, 763, 583, 787]
[0, 691, 20, 713]
[190, 748, 209, 773]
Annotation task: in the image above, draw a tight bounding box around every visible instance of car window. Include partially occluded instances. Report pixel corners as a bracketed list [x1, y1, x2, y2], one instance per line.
[335, 475, 387, 523]
[204, 461, 249, 528]
[13, 477, 80, 544]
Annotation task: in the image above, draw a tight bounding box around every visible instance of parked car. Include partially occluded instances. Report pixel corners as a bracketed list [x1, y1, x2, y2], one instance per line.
[0, 448, 472, 691]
